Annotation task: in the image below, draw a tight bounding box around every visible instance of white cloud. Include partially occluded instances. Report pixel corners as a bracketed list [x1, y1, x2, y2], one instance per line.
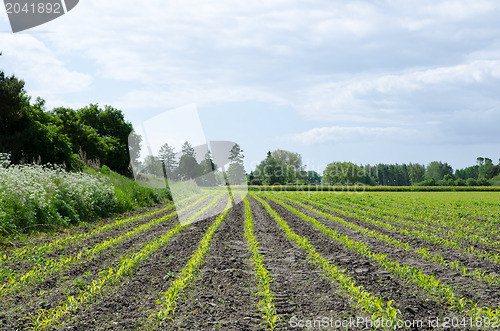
[1, 34, 92, 97]
[297, 60, 500, 123]
[2, 0, 500, 156]
[114, 84, 287, 111]
[284, 126, 418, 145]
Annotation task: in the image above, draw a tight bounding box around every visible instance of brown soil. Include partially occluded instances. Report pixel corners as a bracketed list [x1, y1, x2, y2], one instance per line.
[283, 197, 500, 302]
[1, 193, 493, 331]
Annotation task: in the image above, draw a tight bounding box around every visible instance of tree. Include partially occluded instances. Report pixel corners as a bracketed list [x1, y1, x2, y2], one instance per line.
[271, 150, 303, 172]
[254, 151, 283, 185]
[466, 178, 478, 186]
[197, 151, 221, 186]
[176, 141, 200, 180]
[425, 161, 453, 181]
[158, 143, 177, 179]
[0, 68, 28, 162]
[229, 144, 244, 164]
[181, 141, 196, 158]
[143, 155, 163, 176]
[76, 104, 134, 176]
[323, 162, 367, 185]
[486, 165, 500, 179]
[306, 170, 321, 184]
[0, 68, 25, 133]
[251, 149, 306, 185]
[371, 164, 410, 186]
[0, 94, 74, 167]
[478, 158, 494, 179]
[226, 144, 246, 185]
[408, 163, 425, 185]
[455, 165, 479, 180]
[271, 149, 304, 183]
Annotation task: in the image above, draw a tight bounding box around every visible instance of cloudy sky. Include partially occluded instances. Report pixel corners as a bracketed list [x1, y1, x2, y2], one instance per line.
[1, 0, 500, 172]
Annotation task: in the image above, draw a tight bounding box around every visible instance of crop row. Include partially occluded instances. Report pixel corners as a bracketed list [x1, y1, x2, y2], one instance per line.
[0, 194, 213, 300]
[314, 193, 500, 238]
[335, 194, 500, 248]
[274, 194, 500, 286]
[27, 193, 226, 330]
[0, 193, 204, 267]
[149, 195, 232, 326]
[264, 194, 500, 322]
[252, 194, 401, 327]
[326, 195, 500, 251]
[288, 193, 500, 265]
[243, 197, 279, 330]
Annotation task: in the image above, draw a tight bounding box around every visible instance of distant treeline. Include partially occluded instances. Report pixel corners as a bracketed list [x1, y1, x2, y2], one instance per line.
[2, 67, 499, 187]
[135, 142, 246, 186]
[0, 67, 133, 176]
[250, 150, 500, 187]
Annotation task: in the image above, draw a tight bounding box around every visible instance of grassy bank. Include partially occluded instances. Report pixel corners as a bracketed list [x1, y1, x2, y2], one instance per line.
[0, 159, 169, 235]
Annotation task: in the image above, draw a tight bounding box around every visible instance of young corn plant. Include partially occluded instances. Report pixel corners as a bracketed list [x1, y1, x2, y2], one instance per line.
[25, 193, 224, 330]
[1, 194, 212, 298]
[267, 193, 500, 322]
[278, 194, 500, 285]
[149, 196, 233, 327]
[252, 194, 400, 330]
[0, 193, 203, 267]
[243, 197, 279, 330]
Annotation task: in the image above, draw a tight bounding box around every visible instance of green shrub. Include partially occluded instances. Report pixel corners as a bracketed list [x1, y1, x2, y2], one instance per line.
[466, 178, 478, 186]
[490, 175, 500, 186]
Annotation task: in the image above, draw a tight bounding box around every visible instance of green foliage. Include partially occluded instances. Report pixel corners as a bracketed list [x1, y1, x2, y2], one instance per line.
[486, 165, 500, 179]
[466, 178, 478, 186]
[264, 192, 500, 320]
[0, 70, 25, 132]
[369, 163, 410, 186]
[455, 165, 479, 180]
[247, 185, 500, 192]
[0, 157, 168, 235]
[252, 150, 305, 185]
[490, 175, 500, 186]
[323, 162, 368, 185]
[271, 149, 303, 172]
[151, 195, 231, 325]
[425, 161, 453, 181]
[254, 194, 400, 327]
[226, 144, 246, 185]
[0, 159, 115, 234]
[306, 170, 321, 184]
[408, 163, 426, 184]
[243, 198, 278, 330]
[176, 142, 200, 180]
[1, 68, 134, 175]
[106, 167, 169, 212]
[196, 151, 222, 187]
[158, 143, 177, 179]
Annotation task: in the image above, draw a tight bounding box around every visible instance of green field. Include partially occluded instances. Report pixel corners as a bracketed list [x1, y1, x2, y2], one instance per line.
[1, 191, 499, 330]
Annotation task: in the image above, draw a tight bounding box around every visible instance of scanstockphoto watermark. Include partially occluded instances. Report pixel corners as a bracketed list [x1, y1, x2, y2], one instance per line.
[288, 316, 424, 330]
[248, 183, 368, 194]
[289, 315, 500, 329]
[4, 0, 79, 33]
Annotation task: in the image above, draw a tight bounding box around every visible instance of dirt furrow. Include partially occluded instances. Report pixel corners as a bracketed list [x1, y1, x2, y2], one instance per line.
[0, 196, 220, 329]
[166, 201, 258, 330]
[261, 197, 451, 326]
[249, 198, 356, 330]
[283, 198, 500, 294]
[58, 196, 230, 330]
